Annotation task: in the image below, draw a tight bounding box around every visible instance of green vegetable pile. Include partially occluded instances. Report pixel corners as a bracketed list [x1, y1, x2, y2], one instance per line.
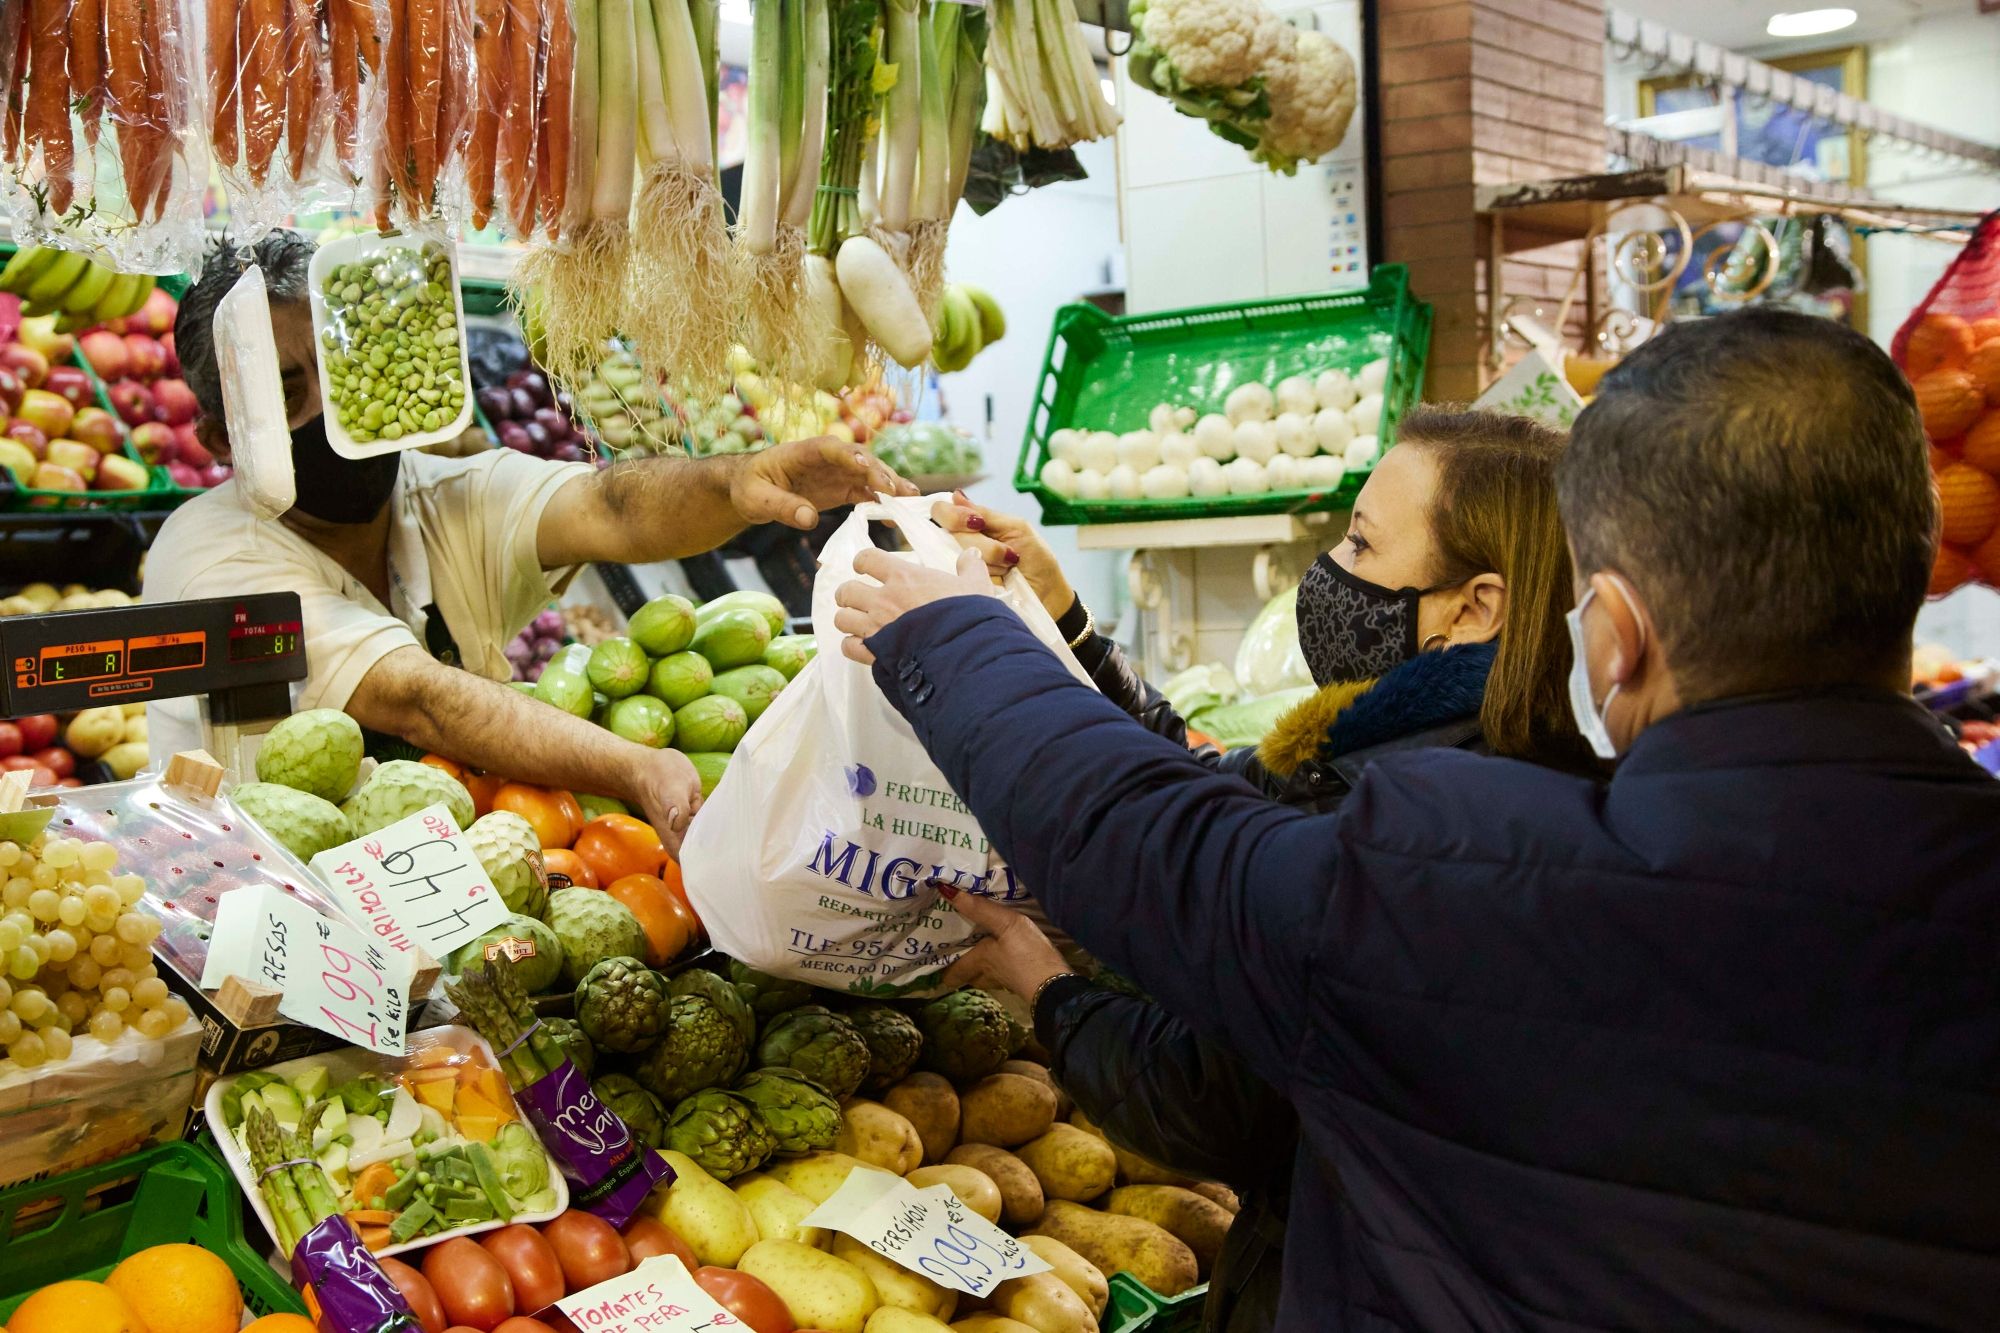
[870, 420, 983, 480]
[319, 242, 467, 444]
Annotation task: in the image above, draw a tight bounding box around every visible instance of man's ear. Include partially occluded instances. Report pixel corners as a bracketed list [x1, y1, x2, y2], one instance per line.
[1590, 571, 1651, 689]
[196, 416, 230, 462]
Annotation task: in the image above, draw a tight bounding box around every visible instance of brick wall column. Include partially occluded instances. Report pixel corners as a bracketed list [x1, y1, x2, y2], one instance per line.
[1377, 0, 1607, 400]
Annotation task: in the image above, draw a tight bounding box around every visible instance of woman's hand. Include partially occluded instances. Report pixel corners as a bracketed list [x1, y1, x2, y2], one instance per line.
[833, 547, 996, 663]
[938, 886, 1074, 1001]
[931, 491, 1076, 622]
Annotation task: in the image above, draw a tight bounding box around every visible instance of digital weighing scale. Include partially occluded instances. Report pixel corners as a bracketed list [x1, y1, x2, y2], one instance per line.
[0, 591, 308, 778]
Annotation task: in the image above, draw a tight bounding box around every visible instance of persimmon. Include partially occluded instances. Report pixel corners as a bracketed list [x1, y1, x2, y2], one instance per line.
[540, 848, 599, 889]
[493, 784, 580, 851]
[420, 753, 466, 782]
[573, 814, 666, 885]
[658, 857, 702, 934]
[463, 770, 503, 819]
[605, 873, 698, 967]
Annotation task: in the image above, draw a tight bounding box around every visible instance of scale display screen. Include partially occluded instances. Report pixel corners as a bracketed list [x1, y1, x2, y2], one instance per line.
[229, 622, 303, 663]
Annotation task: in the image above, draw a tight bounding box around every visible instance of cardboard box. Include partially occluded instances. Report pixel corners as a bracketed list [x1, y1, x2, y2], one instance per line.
[159, 947, 346, 1075]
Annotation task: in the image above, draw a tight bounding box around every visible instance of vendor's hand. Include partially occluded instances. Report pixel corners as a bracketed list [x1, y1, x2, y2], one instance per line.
[833, 547, 995, 664]
[931, 492, 1075, 622]
[632, 748, 704, 858]
[731, 436, 917, 530]
[938, 886, 1074, 1001]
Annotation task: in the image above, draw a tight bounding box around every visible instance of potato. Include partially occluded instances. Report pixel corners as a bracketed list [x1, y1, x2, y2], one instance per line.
[1020, 1235, 1108, 1319]
[733, 1171, 830, 1248]
[64, 707, 124, 759]
[990, 1271, 1097, 1333]
[16, 583, 57, 612]
[867, 1311, 956, 1333]
[767, 1150, 873, 1204]
[1015, 1125, 1115, 1203]
[944, 1145, 1043, 1228]
[884, 1073, 961, 1163]
[839, 1100, 925, 1175]
[650, 1150, 760, 1267]
[905, 1164, 1003, 1224]
[957, 1074, 1058, 1149]
[1028, 1200, 1199, 1297]
[1189, 1180, 1240, 1214]
[739, 1238, 881, 1333]
[1069, 1108, 1191, 1187]
[1107, 1185, 1234, 1274]
[950, 1317, 1037, 1333]
[833, 1234, 958, 1321]
[999, 1060, 1068, 1117]
[102, 742, 149, 782]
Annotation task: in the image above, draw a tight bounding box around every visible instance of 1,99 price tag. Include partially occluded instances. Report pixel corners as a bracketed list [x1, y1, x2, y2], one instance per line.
[201, 884, 416, 1054]
[801, 1169, 1050, 1298]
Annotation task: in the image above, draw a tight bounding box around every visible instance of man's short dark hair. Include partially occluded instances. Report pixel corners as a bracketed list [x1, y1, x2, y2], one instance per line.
[175, 230, 318, 425]
[1557, 307, 1936, 699]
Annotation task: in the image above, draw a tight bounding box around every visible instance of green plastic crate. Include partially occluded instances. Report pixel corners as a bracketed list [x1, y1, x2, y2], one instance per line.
[1104, 1273, 1209, 1333]
[1014, 265, 1432, 525]
[0, 1140, 307, 1321]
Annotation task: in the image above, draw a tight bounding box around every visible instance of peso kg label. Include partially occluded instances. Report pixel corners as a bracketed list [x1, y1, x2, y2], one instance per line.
[310, 803, 511, 960]
[200, 883, 415, 1054]
[800, 1167, 1050, 1298]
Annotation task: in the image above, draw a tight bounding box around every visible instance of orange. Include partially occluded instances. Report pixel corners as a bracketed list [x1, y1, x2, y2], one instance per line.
[573, 814, 666, 885]
[1905, 312, 1975, 377]
[105, 1243, 242, 1333]
[1917, 369, 1985, 441]
[1930, 544, 1976, 597]
[658, 857, 702, 934]
[244, 1316, 320, 1333]
[1963, 412, 2000, 475]
[1937, 462, 2000, 548]
[493, 783, 580, 851]
[605, 873, 698, 967]
[1970, 340, 2000, 406]
[463, 770, 504, 819]
[420, 753, 467, 782]
[7, 1280, 148, 1333]
[541, 847, 599, 889]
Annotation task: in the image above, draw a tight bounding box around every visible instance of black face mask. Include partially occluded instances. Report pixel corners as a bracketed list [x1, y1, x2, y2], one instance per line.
[288, 413, 401, 524]
[1295, 553, 1457, 686]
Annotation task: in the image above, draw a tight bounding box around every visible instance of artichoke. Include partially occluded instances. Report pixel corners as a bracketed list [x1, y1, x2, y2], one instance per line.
[754, 1005, 872, 1101]
[635, 995, 752, 1105]
[915, 989, 1026, 1082]
[541, 1015, 596, 1078]
[574, 956, 672, 1054]
[672, 967, 756, 1046]
[734, 1067, 841, 1155]
[729, 960, 815, 1025]
[667, 1088, 776, 1181]
[848, 1003, 924, 1093]
[592, 1073, 669, 1147]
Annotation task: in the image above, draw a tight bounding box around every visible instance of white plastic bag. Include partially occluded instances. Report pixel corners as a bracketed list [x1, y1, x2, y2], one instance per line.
[681, 494, 1091, 997]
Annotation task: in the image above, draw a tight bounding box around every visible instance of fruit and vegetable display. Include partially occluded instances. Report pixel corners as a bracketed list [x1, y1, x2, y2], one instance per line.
[72, 286, 224, 491]
[0, 247, 158, 334]
[871, 421, 985, 485]
[1906, 311, 2000, 596]
[0, 297, 177, 501]
[475, 368, 596, 465]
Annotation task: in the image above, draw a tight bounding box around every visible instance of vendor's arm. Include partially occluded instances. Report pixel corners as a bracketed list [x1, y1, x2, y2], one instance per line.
[535, 437, 912, 568]
[346, 646, 705, 853]
[835, 553, 1332, 1093]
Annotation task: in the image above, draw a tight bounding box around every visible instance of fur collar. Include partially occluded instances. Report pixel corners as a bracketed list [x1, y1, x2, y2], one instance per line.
[1258, 641, 1497, 778]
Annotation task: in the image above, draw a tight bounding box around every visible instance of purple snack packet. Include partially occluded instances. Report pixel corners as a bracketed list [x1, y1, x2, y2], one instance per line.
[517, 1057, 674, 1226]
[290, 1215, 420, 1333]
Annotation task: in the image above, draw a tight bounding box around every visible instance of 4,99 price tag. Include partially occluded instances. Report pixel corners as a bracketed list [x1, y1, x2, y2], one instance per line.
[311, 803, 512, 960]
[801, 1168, 1050, 1298]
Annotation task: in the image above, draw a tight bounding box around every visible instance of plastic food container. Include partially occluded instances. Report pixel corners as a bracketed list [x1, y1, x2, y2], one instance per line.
[205, 1024, 568, 1259]
[308, 232, 474, 458]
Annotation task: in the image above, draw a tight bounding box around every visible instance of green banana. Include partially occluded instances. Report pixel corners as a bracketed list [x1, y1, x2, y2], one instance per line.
[102, 272, 154, 320]
[963, 283, 1005, 344]
[0, 245, 58, 294]
[96, 272, 144, 320]
[53, 310, 96, 334]
[60, 260, 115, 315]
[23, 251, 88, 308]
[942, 287, 981, 358]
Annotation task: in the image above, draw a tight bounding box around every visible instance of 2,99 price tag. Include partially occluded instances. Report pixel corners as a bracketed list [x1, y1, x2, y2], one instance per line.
[801, 1168, 1050, 1298]
[201, 884, 416, 1054]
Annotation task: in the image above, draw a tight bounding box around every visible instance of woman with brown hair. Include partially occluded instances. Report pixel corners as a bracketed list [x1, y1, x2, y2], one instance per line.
[922, 407, 1584, 1332]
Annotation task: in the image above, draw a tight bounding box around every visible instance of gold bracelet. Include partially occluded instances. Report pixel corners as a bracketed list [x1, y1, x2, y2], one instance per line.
[1065, 604, 1095, 651]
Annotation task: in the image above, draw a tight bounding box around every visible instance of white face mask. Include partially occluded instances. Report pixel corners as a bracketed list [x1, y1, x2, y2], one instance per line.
[1565, 586, 1622, 760]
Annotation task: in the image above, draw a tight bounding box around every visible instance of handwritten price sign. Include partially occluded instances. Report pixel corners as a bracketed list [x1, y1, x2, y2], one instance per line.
[802, 1168, 1049, 1297]
[556, 1256, 743, 1332]
[311, 804, 511, 960]
[201, 884, 416, 1054]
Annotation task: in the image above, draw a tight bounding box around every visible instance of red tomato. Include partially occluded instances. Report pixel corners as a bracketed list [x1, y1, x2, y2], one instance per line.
[421, 1237, 516, 1331]
[480, 1224, 566, 1312]
[493, 1321, 558, 1333]
[30, 746, 72, 779]
[621, 1216, 698, 1271]
[693, 1267, 795, 1333]
[0, 757, 57, 787]
[15, 715, 55, 751]
[378, 1256, 449, 1333]
[0, 722, 22, 758]
[541, 1211, 631, 1291]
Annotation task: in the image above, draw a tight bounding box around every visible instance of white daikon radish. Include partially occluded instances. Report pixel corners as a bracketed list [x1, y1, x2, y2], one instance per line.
[1346, 434, 1380, 470]
[1076, 468, 1110, 499]
[1315, 368, 1357, 411]
[1312, 407, 1355, 453]
[1276, 375, 1317, 417]
[1193, 413, 1236, 460]
[1349, 393, 1384, 436]
[1233, 420, 1278, 465]
[1357, 357, 1390, 396]
[1223, 457, 1270, 495]
[1224, 382, 1275, 425]
[836, 234, 932, 368]
[1106, 464, 1142, 499]
[1049, 428, 1085, 467]
[1141, 463, 1191, 499]
[1266, 454, 1303, 491]
[1117, 430, 1163, 471]
[803, 255, 851, 391]
[1158, 431, 1197, 467]
[1081, 431, 1120, 474]
[1273, 412, 1316, 458]
[1188, 456, 1228, 497]
[1040, 459, 1078, 497]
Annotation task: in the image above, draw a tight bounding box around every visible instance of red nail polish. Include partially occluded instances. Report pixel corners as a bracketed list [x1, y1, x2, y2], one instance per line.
[936, 882, 960, 900]
[1003, 548, 1020, 565]
[966, 514, 985, 531]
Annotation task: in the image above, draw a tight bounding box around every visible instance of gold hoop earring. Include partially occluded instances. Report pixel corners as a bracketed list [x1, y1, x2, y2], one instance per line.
[1421, 633, 1447, 652]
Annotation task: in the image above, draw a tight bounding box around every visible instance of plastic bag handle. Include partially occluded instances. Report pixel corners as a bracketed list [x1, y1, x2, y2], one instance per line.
[855, 492, 1075, 659]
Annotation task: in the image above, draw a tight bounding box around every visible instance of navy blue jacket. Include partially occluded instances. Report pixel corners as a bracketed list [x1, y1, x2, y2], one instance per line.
[868, 596, 2000, 1331]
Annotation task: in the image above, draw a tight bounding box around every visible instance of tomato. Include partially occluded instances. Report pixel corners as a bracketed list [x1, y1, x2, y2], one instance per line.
[657, 859, 701, 935]
[572, 814, 665, 885]
[539, 848, 598, 890]
[0, 757, 58, 787]
[378, 1257, 449, 1333]
[480, 1224, 565, 1313]
[492, 1321, 558, 1333]
[421, 1237, 515, 1331]
[494, 784, 581, 851]
[0, 722, 22, 758]
[31, 747, 73, 779]
[540, 1211, 631, 1291]
[621, 1216, 698, 1271]
[15, 715, 56, 751]
[693, 1267, 795, 1333]
[604, 874, 697, 968]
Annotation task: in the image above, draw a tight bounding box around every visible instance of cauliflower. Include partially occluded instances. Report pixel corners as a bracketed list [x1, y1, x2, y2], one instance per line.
[1256, 30, 1359, 174]
[1130, 0, 1290, 142]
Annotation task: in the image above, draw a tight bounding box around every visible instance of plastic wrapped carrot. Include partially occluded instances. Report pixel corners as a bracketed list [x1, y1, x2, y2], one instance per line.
[243, 0, 286, 185]
[468, 0, 504, 229]
[138, 0, 173, 218]
[498, 0, 539, 235]
[383, 0, 412, 202]
[282, 0, 320, 182]
[27, 0, 72, 214]
[436, 0, 472, 198]
[209, 0, 240, 167]
[407, 0, 442, 208]
[0, 6, 25, 163]
[71, 0, 104, 148]
[536, 0, 572, 238]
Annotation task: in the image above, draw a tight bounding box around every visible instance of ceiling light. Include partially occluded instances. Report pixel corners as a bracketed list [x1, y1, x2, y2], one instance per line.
[1765, 8, 1857, 37]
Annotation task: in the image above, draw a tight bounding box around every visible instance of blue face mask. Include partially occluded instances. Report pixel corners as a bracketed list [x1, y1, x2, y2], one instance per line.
[1565, 583, 1639, 760]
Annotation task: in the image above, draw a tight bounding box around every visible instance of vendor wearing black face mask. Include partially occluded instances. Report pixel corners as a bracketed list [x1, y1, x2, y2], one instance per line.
[143, 231, 911, 855]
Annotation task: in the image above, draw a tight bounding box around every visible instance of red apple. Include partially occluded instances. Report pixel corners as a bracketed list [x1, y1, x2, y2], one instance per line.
[45, 439, 98, 481]
[177, 431, 214, 468]
[15, 316, 73, 365]
[13, 715, 55, 750]
[29, 462, 87, 496]
[16, 388, 74, 439]
[133, 287, 177, 337]
[0, 757, 58, 788]
[69, 405, 124, 453]
[160, 331, 179, 376]
[93, 453, 149, 490]
[152, 378, 197, 425]
[0, 438, 35, 485]
[0, 723, 22, 759]
[130, 420, 174, 463]
[31, 747, 73, 780]
[0, 366, 23, 415]
[166, 460, 201, 488]
[5, 420, 48, 458]
[43, 365, 92, 409]
[0, 342, 50, 389]
[122, 334, 166, 381]
[107, 379, 154, 426]
[79, 329, 129, 380]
